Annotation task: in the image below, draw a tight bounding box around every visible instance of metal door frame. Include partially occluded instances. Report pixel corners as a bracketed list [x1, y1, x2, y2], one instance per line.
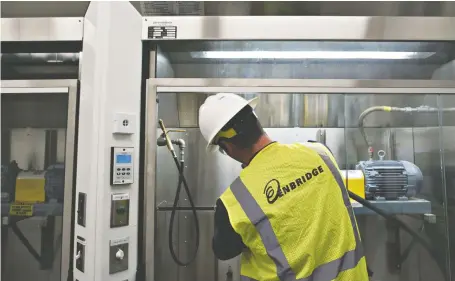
[143, 77, 455, 280]
[1, 79, 78, 281]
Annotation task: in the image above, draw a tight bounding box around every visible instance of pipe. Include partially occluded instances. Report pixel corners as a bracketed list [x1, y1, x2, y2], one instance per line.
[1, 53, 80, 64]
[358, 106, 455, 157]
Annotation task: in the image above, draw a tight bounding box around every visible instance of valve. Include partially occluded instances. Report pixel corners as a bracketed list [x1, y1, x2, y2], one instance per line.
[116, 249, 125, 260]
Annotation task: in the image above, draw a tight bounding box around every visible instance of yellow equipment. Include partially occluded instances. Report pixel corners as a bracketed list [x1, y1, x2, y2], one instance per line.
[15, 171, 46, 203]
[341, 170, 366, 200]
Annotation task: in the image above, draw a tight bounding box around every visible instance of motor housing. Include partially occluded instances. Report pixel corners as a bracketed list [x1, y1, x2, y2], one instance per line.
[356, 160, 423, 200]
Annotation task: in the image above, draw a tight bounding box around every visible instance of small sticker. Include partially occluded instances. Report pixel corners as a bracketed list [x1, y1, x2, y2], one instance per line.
[112, 193, 130, 201]
[9, 203, 33, 216]
[148, 26, 177, 39]
[110, 237, 130, 246]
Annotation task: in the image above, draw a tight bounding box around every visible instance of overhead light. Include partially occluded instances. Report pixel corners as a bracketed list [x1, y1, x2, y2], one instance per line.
[190, 51, 435, 60]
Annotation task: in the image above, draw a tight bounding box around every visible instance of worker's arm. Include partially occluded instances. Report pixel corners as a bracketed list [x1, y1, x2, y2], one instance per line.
[212, 199, 246, 260]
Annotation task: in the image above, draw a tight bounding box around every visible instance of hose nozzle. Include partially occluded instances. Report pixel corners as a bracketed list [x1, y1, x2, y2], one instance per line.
[158, 119, 175, 156]
[157, 120, 187, 157]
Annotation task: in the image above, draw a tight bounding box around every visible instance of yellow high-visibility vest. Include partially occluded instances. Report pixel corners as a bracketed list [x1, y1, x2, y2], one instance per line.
[220, 142, 368, 281]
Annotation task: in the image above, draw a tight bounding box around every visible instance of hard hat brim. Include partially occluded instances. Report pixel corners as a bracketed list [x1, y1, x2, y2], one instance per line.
[206, 97, 259, 153]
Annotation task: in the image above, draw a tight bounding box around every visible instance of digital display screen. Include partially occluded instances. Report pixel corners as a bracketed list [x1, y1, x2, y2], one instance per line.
[116, 154, 131, 164]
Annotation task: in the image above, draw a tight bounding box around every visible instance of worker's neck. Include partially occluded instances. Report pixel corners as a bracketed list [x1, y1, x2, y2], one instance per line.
[242, 135, 273, 167]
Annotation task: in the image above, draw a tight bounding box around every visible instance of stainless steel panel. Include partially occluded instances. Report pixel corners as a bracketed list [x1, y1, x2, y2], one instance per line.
[154, 211, 178, 281]
[155, 210, 217, 281]
[1, 2, 89, 18]
[218, 257, 241, 281]
[137, 1, 204, 16]
[1, 18, 84, 42]
[156, 40, 455, 80]
[177, 211, 217, 281]
[169, 63, 440, 80]
[142, 16, 455, 41]
[158, 93, 345, 128]
[158, 90, 455, 129]
[136, 1, 455, 17]
[344, 128, 394, 165]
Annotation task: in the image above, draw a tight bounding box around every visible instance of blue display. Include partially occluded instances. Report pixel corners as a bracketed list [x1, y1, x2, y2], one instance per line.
[116, 154, 131, 164]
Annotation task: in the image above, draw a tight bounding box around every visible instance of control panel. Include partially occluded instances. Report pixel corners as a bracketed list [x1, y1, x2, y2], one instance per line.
[109, 237, 129, 274]
[111, 193, 130, 228]
[110, 147, 134, 185]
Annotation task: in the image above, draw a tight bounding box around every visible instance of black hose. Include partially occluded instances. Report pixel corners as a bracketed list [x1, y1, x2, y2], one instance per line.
[168, 156, 200, 266]
[348, 191, 446, 276]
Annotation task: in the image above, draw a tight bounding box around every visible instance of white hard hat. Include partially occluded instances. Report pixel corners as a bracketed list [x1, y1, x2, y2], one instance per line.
[199, 93, 258, 152]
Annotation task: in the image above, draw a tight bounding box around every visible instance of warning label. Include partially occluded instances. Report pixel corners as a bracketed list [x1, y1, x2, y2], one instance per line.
[9, 204, 33, 216]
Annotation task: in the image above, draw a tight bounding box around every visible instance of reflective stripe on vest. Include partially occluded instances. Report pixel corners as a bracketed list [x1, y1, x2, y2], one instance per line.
[231, 147, 364, 281]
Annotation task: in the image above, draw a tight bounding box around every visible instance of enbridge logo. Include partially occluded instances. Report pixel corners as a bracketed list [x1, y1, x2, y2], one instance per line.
[263, 165, 325, 204]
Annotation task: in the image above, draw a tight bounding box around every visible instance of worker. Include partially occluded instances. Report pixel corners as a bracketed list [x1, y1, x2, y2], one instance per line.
[198, 93, 369, 281]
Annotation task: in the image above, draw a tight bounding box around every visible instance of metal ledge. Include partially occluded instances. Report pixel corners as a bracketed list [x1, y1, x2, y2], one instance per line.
[148, 78, 455, 94]
[352, 198, 432, 215]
